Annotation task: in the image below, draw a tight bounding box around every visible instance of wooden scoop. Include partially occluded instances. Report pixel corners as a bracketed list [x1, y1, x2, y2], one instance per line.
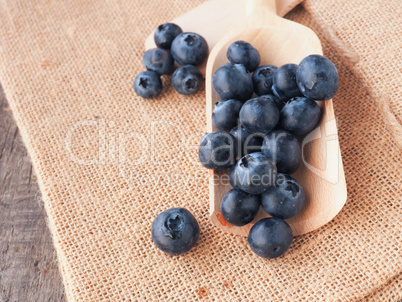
[206, 0, 347, 236]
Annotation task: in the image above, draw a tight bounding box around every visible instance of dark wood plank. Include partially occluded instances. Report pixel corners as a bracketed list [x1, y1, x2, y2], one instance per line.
[0, 87, 66, 302]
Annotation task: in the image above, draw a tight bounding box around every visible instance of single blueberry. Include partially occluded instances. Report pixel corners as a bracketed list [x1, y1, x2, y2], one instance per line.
[212, 63, 254, 102]
[154, 23, 183, 49]
[143, 48, 175, 75]
[239, 95, 280, 134]
[252, 65, 277, 96]
[227, 40, 261, 72]
[171, 32, 209, 66]
[229, 152, 277, 195]
[133, 70, 162, 99]
[198, 131, 238, 171]
[230, 125, 264, 157]
[261, 173, 305, 219]
[280, 97, 322, 136]
[297, 54, 339, 101]
[212, 99, 243, 131]
[172, 65, 203, 95]
[272, 64, 303, 100]
[152, 208, 200, 256]
[248, 217, 293, 259]
[261, 129, 301, 174]
[220, 189, 261, 227]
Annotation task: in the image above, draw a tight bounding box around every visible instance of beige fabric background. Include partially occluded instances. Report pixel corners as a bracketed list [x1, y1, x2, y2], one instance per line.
[0, 0, 400, 301]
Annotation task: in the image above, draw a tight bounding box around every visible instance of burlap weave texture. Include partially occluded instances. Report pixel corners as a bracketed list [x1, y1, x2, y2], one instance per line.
[0, 0, 400, 301]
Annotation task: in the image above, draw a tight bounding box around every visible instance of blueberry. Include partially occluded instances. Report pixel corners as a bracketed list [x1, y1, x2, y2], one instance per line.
[272, 64, 303, 100]
[261, 130, 301, 174]
[280, 97, 322, 136]
[212, 63, 254, 102]
[143, 48, 175, 75]
[220, 189, 261, 226]
[227, 40, 261, 72]
[152, 208, 200, 256]
[297, 54, 339, 101]
[172, 65, 203, 95]
[252, 65, 277, 96]
[239, 95, 280, 134]
[133, 70, 162, 99]
[212, 99, 243, 131]
[248, 217, 293, 259]
[198, 131, 238, 170]
[229, 152, 277, 195]
[171, 32, 209, 66]
[261, 173, 305, 219]
[154, 23, 183, 49]
[230, 125, 264, 157]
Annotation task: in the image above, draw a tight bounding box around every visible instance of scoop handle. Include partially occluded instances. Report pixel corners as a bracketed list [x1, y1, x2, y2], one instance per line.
[246, 0, 277, 16]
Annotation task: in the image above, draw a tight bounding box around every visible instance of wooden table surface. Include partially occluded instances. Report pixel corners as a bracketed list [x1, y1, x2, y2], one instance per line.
[0, 88, 66, 302]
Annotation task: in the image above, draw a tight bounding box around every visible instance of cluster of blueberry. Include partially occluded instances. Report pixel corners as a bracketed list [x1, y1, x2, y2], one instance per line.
[134, 23, 208, 98]
[150, 38, 338, 258]
[199, 41, 339, 258]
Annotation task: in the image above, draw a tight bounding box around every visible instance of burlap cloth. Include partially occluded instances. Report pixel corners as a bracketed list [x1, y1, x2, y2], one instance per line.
[0, 0, 400, 301]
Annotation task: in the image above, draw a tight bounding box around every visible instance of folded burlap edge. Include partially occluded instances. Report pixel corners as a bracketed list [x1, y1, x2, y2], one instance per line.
[302, 1, 402, 149]
[296, 3, 401, 299]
